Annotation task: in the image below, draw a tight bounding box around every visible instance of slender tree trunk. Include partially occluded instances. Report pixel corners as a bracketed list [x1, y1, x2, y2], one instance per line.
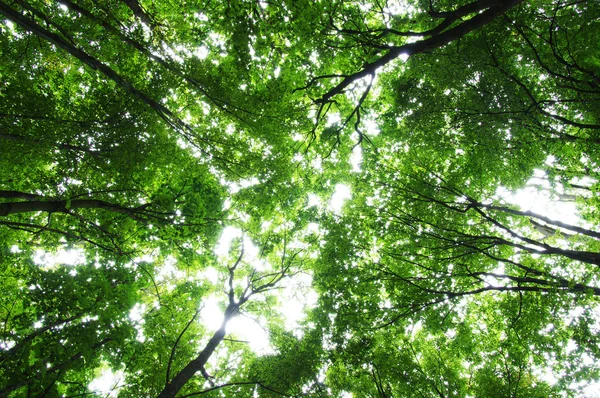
[157, 303, 239, 398]
[0, 312, 85, 362]
[319, 0, 524, 103]
[0, 1, 195, 144]
[121, 0, 158, 30]
[477, 202, 600, 240]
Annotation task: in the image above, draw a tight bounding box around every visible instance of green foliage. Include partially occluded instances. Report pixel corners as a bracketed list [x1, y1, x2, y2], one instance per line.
[1, 0, 599, 396]
[247, 328, 323, 396]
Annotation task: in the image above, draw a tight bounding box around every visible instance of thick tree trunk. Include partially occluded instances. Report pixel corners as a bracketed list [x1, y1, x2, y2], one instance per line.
[0, 190, 42, 201]
[0, 199, 144, 217]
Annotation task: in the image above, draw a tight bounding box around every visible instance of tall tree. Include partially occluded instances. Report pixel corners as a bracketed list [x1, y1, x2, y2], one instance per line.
[1, 0, 599, 396]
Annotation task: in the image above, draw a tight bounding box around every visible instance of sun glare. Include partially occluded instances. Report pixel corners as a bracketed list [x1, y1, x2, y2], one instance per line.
[329, 184, 352, 214]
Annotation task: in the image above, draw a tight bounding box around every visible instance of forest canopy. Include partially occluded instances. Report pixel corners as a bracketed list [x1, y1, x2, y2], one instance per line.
[1, 0, 599, 396]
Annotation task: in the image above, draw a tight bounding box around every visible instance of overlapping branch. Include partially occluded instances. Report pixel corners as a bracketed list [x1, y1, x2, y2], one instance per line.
[157, 236, 301, 397]
[307, 0, 524, 105]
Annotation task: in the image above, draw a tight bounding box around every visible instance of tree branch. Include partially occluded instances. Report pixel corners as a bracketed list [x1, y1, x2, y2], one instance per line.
[165, 305, 203, 388]
[316, 0, 523, 103]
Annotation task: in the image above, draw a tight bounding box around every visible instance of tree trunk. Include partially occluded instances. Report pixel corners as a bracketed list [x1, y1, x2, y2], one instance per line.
[0, 1, 194, 144]
[157, 303, 239, 398]
[0, 199, 144, 217]
[319, 0, 524, 103]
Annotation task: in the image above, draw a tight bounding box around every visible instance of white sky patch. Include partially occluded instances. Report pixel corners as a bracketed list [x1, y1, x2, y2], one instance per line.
[33, 248, 86, 267]
[194, 12, 209, 21]
[306, 222, 320, 234]
[200, 296, 274, 355]
[329, 184, 352, 214]
[161, 44, 185, 64]
[350, 145, 362, 172]
[197, 266, 219, 284]
[326, 112, 341, 126]
[194, 45, 209, 59]
[387, 0, 417, 16]
[363, 118, 380, 136]
[215, 226, 243, 256]
[398, 53, 410, 62]
[222, 197, 232, 211]
[133, 252, 157, 265]
[581, 381, 600, 398]
[3, 20, 14, 31]
[496, 173, 581, 226]
[154, 256, 184, 283]
[228, 177, 260, 194]
[278, 273, 318, 335]
[228, 315, 274, 355]
[307, 193, 321, 208]
[89, 368, 123, 397]
[129, 303, 146, 342]
[312, 155, 323, 171]
[242, 238, 264, 269]
[208, 225, 317, 354]
[0, 339, 15, 351]
[214, 227, 266, 270]
[484, 262, 505, 287]
[200, 295, 224, 331]
[410, 320, 423, 339]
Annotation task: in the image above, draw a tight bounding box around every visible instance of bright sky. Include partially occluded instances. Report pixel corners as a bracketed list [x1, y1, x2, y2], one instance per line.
[22, 176, 353, 394]
[497, 169, 583, 227]
[29, 162, 597, 395]
[202, 187, 349, 353]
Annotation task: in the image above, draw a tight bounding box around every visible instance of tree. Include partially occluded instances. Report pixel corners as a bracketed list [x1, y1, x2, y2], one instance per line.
[1, 0, 599, 396]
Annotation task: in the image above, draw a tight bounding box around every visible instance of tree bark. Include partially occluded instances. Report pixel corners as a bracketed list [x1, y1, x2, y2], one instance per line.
[157, 303, 239, 398]
[0, 1, 195, 144]
[0, 198, 146, 217]
[121, 0, 158, 30]
[0, 190, 42, 201]
[477, 202, 600, 240]
[318, 0, 524, 103]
